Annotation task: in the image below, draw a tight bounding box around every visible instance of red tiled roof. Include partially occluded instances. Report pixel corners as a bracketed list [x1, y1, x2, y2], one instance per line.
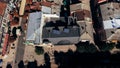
[41, 1, 52, 7]
[13, 11, 19, 17]
[98, 0, 107, 3]
[9, 14, 13, 21]
[10, 20, 19, 26]
[0, 2, 7, 16]
[30, 2, 41, 10]
[2, 34, 9, 56]
[25, 5, 30, 11]
[71, 10, 91, 21]
[26, 0, 32, 4]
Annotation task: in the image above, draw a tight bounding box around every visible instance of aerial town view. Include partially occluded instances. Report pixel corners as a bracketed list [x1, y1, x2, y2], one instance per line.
[1, 0, 120, 68]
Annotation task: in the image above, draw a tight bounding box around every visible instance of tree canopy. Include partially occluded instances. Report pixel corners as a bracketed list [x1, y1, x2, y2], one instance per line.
[116, 42, 120, 49]
[98, 42, 115, 52]
[76, 42, 97, 53]
[35, 46, 44, 55]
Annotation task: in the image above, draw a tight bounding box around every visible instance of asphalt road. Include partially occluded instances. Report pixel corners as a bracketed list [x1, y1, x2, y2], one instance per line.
[14, 33, 25, 68]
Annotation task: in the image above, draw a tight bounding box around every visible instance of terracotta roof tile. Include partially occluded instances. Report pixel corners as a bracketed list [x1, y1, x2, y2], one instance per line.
[26, 0, 32, 4]
[30, 2, 41, 10]
[0, 2, 7, 16]
[41, 1, 52, 7]
[72, 10, 91, 21]
[25, 5, 30, 10]
[2, 34, 9, 56]
[9, 14, 13, 21]
[10, 20, 19, 26]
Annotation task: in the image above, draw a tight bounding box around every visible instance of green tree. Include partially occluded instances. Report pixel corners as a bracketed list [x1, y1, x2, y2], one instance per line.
[98, 42, 115, 52]
[77, 45, 85, 53]
[35, 46, 44, 55]
[76, 42, 97, 53]
[86, 44, 97, 53]
[116, 42, 120, 49]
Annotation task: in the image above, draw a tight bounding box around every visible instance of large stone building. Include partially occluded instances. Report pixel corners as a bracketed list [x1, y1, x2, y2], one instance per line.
[26, 0, 95, 45]
[42, 17, 80, 45]
[70, 0, 94, 43]
[0, 1, 15, 57]
[26, 11, 80, 45]
[97, 0, 120, 42]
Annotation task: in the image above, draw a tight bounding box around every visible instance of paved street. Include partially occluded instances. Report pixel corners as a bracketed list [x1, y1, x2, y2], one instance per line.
[12, 17, 26, 68]
[14, 33, 26, 68]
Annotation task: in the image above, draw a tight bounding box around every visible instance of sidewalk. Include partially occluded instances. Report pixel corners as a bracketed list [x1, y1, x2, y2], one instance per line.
[2, 38, 19, 68]
[23, 45, 45, 66]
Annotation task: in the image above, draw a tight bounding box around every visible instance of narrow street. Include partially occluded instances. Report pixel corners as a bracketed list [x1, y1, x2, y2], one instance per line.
[12, 17, 26, 68]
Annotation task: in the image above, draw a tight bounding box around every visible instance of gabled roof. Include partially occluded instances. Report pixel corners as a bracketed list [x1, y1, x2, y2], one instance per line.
[78, 21, 94, 43]
[41, 1, 52, 7]
[71, 10, 91, 21]
[26, 0, 32, 4]
[2, 34, 9, 56]
[70, 3, 83, 12]
[26, 12, 41, 43]
[104, 28, 120, 41]
[0, 2, 7, 16]
[70, 2, 90, 12]
[80, 32, 94, 43]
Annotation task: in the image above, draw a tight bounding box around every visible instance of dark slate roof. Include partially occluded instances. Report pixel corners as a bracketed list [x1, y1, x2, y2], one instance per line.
[42, 26, 80, 38]
[44, 17, 79, 27]
[44, 20, 67, 27]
